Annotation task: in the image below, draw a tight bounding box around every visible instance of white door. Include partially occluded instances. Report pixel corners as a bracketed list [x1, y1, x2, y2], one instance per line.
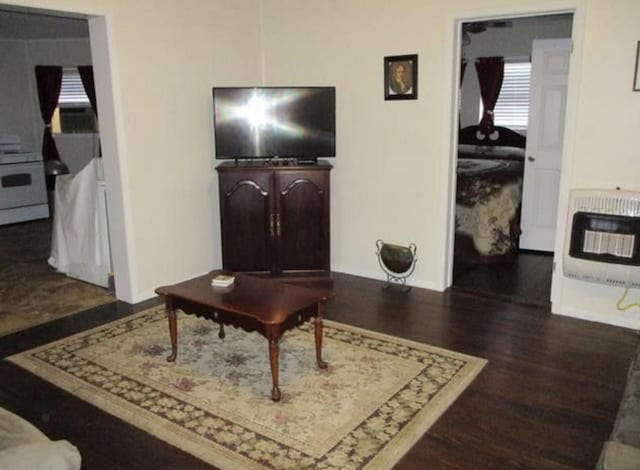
[519, 38, 571, 252]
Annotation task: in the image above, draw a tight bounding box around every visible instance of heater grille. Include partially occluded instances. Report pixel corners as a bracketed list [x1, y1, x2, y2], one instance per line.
[583, 230, 635, 258]
[571, 193, 640, 217]
[563, 189, 640, 287]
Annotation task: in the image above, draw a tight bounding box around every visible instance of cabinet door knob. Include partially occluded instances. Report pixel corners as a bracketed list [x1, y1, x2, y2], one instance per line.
[276, 213, 281, 238]
[528, 155, 536, 162]
[270, 213, 275, 238]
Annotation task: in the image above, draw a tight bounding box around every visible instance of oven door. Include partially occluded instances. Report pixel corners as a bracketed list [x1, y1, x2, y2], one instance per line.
[0, 161, 48, 210]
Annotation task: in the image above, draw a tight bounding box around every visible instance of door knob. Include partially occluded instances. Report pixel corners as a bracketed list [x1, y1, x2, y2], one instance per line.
[528, 156, 536, 162]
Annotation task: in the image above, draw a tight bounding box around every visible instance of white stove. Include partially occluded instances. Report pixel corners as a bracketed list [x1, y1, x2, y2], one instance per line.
[0, 151, 45, 165]
[0, 149, 49, 226]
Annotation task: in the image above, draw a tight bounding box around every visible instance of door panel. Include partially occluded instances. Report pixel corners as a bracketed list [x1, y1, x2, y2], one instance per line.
[219, 171, 273, 273]
[529, 168, 560, 228]
[540, 86, 566, 148]
[275, 170, 329, 275]
[519, 38, 571, 252]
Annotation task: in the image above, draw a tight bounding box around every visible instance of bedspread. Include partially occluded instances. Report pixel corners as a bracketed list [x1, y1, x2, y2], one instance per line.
[455, 158, 523, 263]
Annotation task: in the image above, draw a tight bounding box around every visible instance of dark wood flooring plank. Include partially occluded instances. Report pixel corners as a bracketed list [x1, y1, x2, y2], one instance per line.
[0, 271, 637, 470]
[0, 361, 212, 470]
[453, 251, 553, 306]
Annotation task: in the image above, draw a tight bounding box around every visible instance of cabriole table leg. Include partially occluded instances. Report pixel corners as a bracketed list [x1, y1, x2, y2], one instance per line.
[166, 304, 178, 362]
[268, 337, 281, 401]
[315, 302, 328, 369]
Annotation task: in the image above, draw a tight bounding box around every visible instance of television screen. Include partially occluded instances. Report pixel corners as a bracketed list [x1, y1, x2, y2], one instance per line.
[212, 87, 335, 159]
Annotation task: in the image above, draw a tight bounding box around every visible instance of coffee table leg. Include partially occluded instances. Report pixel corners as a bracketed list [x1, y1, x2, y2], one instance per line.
[166, 301, 178, 362]
[315, 302, 328, 369]
[268, 337, 281, 401]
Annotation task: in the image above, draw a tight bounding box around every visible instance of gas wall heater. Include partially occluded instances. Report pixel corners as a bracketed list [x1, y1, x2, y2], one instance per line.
[563, 189, 640, 287]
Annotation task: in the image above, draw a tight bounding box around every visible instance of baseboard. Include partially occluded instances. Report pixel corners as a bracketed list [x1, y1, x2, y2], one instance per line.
[552, 304, 640, 330]
[142, 268, 442, 305]
[331, 266, 444, 292]
[129, 288, 158, 304]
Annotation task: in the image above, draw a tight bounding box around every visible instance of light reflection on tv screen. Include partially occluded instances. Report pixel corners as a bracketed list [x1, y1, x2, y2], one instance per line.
[213, 87, 336, 159]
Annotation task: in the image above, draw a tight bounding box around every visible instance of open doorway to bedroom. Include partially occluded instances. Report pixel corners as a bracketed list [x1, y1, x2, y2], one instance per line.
[451, 13, 573, 306]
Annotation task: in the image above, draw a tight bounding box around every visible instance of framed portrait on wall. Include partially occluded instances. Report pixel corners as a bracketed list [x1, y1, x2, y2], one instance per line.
[384, 54, 418, 100]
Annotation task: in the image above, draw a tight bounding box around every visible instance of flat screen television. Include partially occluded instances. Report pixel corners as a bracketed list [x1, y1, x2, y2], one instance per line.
[212, 86, 335, 161]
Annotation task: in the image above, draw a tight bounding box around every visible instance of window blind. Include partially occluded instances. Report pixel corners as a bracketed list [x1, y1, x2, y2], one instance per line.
[493, 62, 531, 129]
[58, 67, 90, 105]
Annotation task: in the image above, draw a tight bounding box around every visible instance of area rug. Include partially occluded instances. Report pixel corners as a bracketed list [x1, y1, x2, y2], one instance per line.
[8, 307, 487, 469]
[0, 219, 115, 337]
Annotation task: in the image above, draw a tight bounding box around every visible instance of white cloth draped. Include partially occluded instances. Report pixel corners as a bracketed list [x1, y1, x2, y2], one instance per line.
[48, 158, 111, 288]
[0, 407, 81, 470]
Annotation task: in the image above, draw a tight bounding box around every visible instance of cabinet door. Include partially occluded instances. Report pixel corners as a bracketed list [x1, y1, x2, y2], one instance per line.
[218, 170, 274, 274]
[274, 169, 330, 276]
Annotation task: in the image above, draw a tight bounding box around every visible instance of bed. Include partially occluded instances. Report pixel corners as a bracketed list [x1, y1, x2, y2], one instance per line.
[454, 125, 526, 267]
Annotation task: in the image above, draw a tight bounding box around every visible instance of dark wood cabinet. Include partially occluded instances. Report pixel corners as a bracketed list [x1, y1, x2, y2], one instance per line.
[216, 161, 332, 285]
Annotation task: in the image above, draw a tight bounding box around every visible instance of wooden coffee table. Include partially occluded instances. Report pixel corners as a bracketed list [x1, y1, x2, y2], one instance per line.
[154, 271, 331, 401]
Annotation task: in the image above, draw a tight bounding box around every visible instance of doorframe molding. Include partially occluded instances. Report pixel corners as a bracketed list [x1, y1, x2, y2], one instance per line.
[4, 2, 136, 302]
[444, 4, 586, 312]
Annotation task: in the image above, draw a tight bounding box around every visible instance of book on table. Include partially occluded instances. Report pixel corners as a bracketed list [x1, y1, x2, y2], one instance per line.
[211, 274, 235, 287]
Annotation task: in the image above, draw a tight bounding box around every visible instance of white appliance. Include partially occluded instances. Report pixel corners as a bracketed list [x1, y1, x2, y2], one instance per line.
[0, 134, 49, 225]
[563, 189, 640, 287]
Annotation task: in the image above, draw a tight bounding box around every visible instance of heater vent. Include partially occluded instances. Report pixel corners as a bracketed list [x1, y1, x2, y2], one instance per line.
[572, 193, 640, 218]
[583, 231, 634, 258]
[563, 189, 640, 287]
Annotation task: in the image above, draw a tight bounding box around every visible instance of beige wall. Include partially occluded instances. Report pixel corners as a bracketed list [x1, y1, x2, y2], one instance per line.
[5, 0, 263, 301]
[262, 0, 453, 290]
[4, 0, 640, 328]
[0, 39, 32, 147]
[101, 1, 263, 301]
[557, 0, 640, 327]
[262, 0, 640, 328]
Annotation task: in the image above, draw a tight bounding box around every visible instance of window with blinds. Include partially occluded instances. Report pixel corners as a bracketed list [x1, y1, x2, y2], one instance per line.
[479, 61, 531, 131]
[58, 67, 91, 106]
[53, 67, 96, 133]
[494, 61, 531, 130]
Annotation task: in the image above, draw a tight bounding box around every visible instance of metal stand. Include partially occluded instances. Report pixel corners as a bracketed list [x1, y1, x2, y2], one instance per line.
[375, 239, 417, 293]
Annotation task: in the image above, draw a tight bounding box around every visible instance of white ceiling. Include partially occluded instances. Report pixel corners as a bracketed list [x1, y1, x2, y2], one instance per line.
[0, 6, 88, 39]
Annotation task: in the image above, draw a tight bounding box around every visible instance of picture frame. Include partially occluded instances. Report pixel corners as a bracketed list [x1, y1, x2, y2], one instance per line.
[384, 54, 418, 100]
[634, 41, 640, 91]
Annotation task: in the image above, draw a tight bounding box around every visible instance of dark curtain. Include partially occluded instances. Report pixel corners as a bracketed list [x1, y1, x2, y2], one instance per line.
[78, 66, 97, 115]
[459, 59, 467, 130]
[460, 59, 467, 87]
[35, 65, 63, 161]
[78, 65, 101, 157]
[475, 57, 504, 136]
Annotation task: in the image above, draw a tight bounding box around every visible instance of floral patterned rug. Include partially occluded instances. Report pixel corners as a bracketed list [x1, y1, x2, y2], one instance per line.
[8, 307, 486, 469]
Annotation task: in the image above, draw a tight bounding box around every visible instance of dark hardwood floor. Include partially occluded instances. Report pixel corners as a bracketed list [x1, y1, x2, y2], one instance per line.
[453, 250, 554, 306]
[0, 272, 638, 469]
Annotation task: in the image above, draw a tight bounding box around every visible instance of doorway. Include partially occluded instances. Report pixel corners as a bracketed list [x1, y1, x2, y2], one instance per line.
[451, 13, 573, 306]
[0, 4, 119, 329]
